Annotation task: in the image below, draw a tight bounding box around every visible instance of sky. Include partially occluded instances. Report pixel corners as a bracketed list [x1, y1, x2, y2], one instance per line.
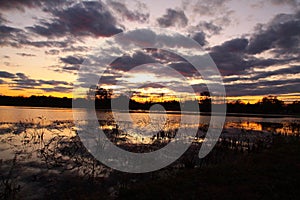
[0, 0, 299, 103]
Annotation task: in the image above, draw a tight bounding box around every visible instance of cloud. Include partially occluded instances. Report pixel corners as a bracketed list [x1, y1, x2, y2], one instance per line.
[16, 73, 28, 79]
[0, 71, 15, 78]
[60, 56, 84, 65]
[191, 31, 206, 46]
[196, 21, 222, 35]
[269, 0, 300, 8]
[147, 48, 186, 63]
[16, 53, 36, 57]
[157, 9, 188, 28]
[99, 75, 122, 85]
[0, 14, 78, 49]
[62, 45, 88, 52]
[218, 38, 249, 52]
[0, 24, 72, 48]
[0, 25, 28, 47]
[62, 65, 80, 71]
[38, 80, 72, 86]
[0, 0, 44, 11]
[190, 0, 230, 16]
[27, 40, 69, 48]
[13, 78, 41, 87]
[0, 0, 68, 11]
[0, 14, 7, 24]
[45, 49, 60, 55]
[108, 1, 149, 23]
[225, 79, 300, 96]
[58, 55, 85, 72]
[40, 86, 73, 93]
[209, 38, 249, 75]
[110, 51, 156, 72]
[252, 65, 300, 80]
[108, 47, 198, 77]
[167, 61, 198, 77]
[183, 0, 234, 31]
[0, 71, 73, 92]
[27, 1, 123, 38]
[247, 11, 300, 55]
[249, 57, 298, 70]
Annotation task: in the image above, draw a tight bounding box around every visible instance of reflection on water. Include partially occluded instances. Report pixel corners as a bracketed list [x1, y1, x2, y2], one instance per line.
[0, 106, 299, 138]
[226, 121, 300, 136]
[0, 106, 299, 199]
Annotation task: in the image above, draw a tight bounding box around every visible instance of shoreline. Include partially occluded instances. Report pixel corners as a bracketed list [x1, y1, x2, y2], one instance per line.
[1, 105, 299, 119]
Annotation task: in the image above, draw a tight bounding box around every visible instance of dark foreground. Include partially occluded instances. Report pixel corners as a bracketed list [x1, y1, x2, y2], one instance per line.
[119, 136, 300, 200]
[1, 125, 299, 199]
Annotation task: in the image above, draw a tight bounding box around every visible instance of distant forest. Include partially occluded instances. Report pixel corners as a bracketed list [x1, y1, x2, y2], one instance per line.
[0, 93, 300, 115]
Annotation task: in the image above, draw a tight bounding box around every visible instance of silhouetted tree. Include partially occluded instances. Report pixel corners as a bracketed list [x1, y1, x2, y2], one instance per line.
[199, 91, 211, 112]
[258, 96, 284, 113]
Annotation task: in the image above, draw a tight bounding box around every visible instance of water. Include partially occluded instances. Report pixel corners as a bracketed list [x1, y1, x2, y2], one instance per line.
[0, 106, 299, 135]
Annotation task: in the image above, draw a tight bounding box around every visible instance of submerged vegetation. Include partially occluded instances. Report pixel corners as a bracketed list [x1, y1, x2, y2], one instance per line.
[0, 116, 299, 199]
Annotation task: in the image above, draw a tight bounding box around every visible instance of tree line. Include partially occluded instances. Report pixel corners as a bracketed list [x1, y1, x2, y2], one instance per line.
[0, 92, 299, 115]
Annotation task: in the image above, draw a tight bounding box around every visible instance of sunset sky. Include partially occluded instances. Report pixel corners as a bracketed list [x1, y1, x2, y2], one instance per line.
[0, 0, 299, 103]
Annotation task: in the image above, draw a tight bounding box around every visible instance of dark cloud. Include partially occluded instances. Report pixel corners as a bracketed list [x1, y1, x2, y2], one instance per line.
[225, 79, 300, 96]
[147, 49, 186, 63]
[0, 71, 15, 78]
[248, 57, 297, 69]
[196, 21, 222, 35]
[60, 56, 84, 65]
[16, 53, 36, 57]
[45, 49, 60, 55]
[0, 71, 73, 91]
[61, 65, 80, 71]
[13, 78, 40, 87]
[108, 1, 149, 23]
[99, 75, 122, 85]
[40, 86, 73, 93]
[191, 83, 207, 94]
[11, 78, 72, 91]
[16, 73, 28, 79]
[0, 0, 68, 11]
[209, 38, 249, 75]
[62, 46, 88, 52]
[247, 11, 300, 55]
[157, 9, 188, 28]
[252, 65, 300, 79]
[224, 65, 300, 84]
[142, 83, 166, 89]
[191, 31, 206, 46]
[0, 0, 44, 11]
[0, 15, 76, 49]
[167, 61, 198, 77]
[26, 40, 69, 48]
[110, 51, 156, 72]
[110, 48, 199, 77]
[27, 1, 122, 38]
[218, 38, 249, 52]
[38, 80, 72, 86]
[0, 25, 27, 47]
[0, 24, 71, 48]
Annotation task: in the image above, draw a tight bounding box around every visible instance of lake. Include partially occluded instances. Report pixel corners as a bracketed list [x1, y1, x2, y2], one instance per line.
[0, 106, 299, 135]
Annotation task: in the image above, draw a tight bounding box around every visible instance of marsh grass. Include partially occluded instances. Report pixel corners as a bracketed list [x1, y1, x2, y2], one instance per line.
[118, 135, 300, 200]
[0, 155, 21, 200]
[0, 117, 299, 199]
